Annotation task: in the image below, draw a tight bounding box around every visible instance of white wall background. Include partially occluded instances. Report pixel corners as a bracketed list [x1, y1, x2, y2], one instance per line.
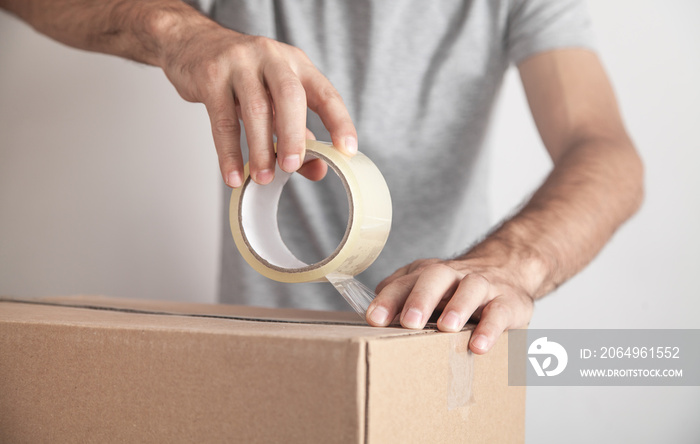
[1, 1, 698, 442]
[0, 14, 221, 303]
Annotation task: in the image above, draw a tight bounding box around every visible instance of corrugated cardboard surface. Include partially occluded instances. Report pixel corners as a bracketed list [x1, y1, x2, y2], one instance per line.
[0, 296, 524, 443]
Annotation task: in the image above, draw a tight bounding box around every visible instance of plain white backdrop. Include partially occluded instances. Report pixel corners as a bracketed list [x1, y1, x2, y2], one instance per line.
[1, 1, 698, 442]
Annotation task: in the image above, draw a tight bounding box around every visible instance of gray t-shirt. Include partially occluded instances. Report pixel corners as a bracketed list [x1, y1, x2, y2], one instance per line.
[210, 0, 595, 310]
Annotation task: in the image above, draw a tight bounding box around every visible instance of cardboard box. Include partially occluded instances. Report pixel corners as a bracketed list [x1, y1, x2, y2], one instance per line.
[0, 296, 524, 443]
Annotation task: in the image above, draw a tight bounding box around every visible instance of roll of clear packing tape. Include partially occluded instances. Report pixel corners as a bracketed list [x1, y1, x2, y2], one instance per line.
[229, 140, 392, 316]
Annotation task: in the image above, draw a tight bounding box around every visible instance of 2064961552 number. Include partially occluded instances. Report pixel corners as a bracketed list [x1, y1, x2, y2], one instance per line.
[599, 346, 680, 359]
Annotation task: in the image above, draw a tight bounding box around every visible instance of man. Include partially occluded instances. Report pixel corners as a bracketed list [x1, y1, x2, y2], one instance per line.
[0, 0, 643, 355]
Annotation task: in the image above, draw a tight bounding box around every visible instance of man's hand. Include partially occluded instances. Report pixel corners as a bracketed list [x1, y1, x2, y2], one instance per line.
[366, 240, 543, 355]
[155, 18, 357, 187]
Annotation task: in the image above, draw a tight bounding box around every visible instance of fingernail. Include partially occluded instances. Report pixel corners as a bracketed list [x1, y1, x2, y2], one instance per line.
[344, 136, 357, 155]
[440, 310, 461, 331]
[281, 154, 301, 172]
[254, 169, 273, 184]
[471, 334, 488, 351]
[369, 306, 389, 326]
[226, 171, 242, 188]
[402, 308, 423, 329]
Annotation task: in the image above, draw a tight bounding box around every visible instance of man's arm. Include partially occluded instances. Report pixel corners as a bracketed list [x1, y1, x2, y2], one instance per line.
[0, 0, 356, 185]
[366, 49, 644, 354]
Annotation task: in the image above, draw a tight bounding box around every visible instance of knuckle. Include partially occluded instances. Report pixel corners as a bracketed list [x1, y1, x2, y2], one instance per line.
[318, 85, 342, 104]
[385, 276, 414, 295]
[464, 273, 490, 290]
[276, 135, 305, 153]
[288, 44, 308, 59]
[259, 36, 277, 50]
[408, 258, 439, 273]
[426, 263, 453, 274]
[485, 299, 511, 319]
[249, 35, 278, 55]
[248, 147, 275, 164]
[274, 41, 309, 62]
[212, 117, 239, 136]
[244, 97, 271, 118]
[218, 149, 241, 165]
[276, 78, 305, 103]
[289, 46, 312, 67]
[226, 40, 257, 67]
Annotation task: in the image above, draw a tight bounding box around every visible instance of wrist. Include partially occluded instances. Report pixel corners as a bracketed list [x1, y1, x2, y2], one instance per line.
[462, 222, 558, 299]
[139, 5, 203, 67]
[129, 2, 220, 67]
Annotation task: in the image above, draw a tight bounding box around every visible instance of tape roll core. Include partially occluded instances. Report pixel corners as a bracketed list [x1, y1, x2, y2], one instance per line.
[239, 149, 354, 272]
[229, 140, 392, 283]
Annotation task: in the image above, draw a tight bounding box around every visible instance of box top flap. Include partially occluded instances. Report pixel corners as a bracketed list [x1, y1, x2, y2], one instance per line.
[33, 295, 366, 324]
[0, 296, 452, 341]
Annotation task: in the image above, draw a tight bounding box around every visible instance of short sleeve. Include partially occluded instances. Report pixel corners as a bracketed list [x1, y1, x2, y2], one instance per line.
[183, 0, 215, 15]
[506, 0, 597, 65]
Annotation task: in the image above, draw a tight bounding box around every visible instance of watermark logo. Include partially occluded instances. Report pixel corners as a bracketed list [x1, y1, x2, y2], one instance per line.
[509, 330, 697, 386]
[528, 337, 568, 376]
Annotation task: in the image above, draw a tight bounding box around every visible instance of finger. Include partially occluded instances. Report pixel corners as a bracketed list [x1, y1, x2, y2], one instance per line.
[301, 68, 358, 156]
[234, 73, 275, 184]
[297, 158, 327, 181]
[437, 273, 491, 332]
[469, 295, 513, 355]
[399, 264, 462, 330]
[205, 90, 244, 188]
[297, 128, 328, 180]
[366, 274, 420, 327]
[264, 63, 307, 173]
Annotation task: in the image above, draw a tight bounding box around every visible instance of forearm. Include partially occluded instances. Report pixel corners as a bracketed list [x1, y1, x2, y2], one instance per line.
[469, 134, 644, 299]
[0, 0, 212, 67]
